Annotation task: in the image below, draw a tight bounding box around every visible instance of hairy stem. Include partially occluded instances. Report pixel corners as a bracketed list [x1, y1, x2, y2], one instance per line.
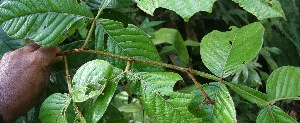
[82, 0, 110, 49]
[58, 49, 220, 82]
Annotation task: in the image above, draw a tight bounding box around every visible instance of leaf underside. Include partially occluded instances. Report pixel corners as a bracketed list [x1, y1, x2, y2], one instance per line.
[0, 0, 93, 46]
[133, 0, 217, 21]
[95, 19, 164, 72]
[232, 0, 285, 20]
[200, 22, 264, 78]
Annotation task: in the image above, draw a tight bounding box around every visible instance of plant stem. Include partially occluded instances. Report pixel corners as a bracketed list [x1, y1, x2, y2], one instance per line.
[58, 49, 221, 82]
[64, 56, 73, 95]
[81, 0, 110, 49]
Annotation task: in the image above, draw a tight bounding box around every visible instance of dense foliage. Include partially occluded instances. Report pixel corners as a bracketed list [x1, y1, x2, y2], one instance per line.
[0, 0, 299, 122]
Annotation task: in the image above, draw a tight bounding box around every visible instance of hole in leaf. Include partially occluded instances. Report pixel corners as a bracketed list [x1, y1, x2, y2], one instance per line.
[229, 41, 233, 45]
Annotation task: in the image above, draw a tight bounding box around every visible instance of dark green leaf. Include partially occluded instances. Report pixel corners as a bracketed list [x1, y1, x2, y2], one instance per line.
[0, 27, 21, 58]
[95, 19, 163, 72]
[0, 0, 93, 46]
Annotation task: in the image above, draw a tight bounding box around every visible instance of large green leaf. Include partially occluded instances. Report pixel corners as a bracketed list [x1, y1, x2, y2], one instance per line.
[137, 72, 199, 122]
[267, 66, 300, 101]
[83, 67, 123, 123]
[0, 27, 21, 58]
[133, 0, 217, 21]
[152, 28, 190, 66]
[95, 19, 163, 72]
[39, 93, 72, 123]
[256, 106, 297, 123]
[232, 0, 285, 20]
[188, 82, 236, 123]
[225, 82, 268, 107]
[200, 22, 264, 78]
[85, 0, 134, 9]
[0, 0, 93, 46]
[72, 60, 113, 102]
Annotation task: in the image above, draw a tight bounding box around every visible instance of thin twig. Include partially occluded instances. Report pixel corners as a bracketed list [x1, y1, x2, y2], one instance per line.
[64, 56, 72, 95]
[82, 0, 110, 49]
[64, 56, 85, 120]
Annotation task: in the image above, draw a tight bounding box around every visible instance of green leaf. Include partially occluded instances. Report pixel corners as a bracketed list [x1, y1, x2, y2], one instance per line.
[257, 106, 297, 123]
[200, 22, 264, 78]
[83, 67, 123, 123]
[225, 82, 268, 107]
[184, 40, 200, 47]
[72, 60, 113, 102]
[139, 72, 199, 122]
[188, 82, 236, 123]
[0, 27, 21, 58]
[133, 0, 217, 21]
[232, 0, 285, 20]
[267, 66, 300, 102]
[39, 93, 72, 123]
[85, 0, 134, 9]
[95, 19, 163, 72]
[98, 105, 127, 123]
[0, 0, 93, 46]
[152, 28, 189, 66]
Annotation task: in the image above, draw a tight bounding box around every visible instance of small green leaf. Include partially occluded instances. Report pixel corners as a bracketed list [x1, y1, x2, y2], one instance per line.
[232, 0, 285, 20]
[267, 66, 300, 102]
[257, 106, 297, 123]
[225, 82, 268, 107]
[0, 0, 93, 46]
[95, 19, 163, 72]
[200, 22, 264, 78]
[39, 93, 71, 123]
[72, 60, 113, 102]
[139, 72, 200, 122]
[152, 28, 189, 66]
[188, 82, 236, 123]
[133, 0, 218, 21]
[83, 67, 123, 123]
[184, 40, 200, 47]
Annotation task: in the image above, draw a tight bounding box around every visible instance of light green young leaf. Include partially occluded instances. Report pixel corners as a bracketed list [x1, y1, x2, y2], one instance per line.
[232, 0, 285, 20]
[225, 82, 268, 107]
[39, 93, 71, 123]
[267, 66, 300, 102]
[95, 19, 163, 72]
[200, 22, 264, 78]
[83, 67, 123, 123]
[133, 0, 217, 21]
[72, 60, 113, 102]
[257, 106, 297, 123]
[188, 82, 236, 123]
[152, 28, 189, 66]
[0, 0, 93, 46]
[0, 27, 21, 58]
[138, 72, 199, 122]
